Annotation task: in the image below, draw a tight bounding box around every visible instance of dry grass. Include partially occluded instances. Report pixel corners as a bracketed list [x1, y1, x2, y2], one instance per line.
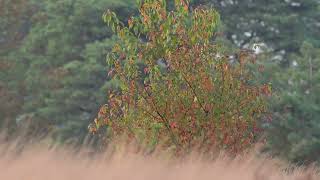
[0, 140, 319, 180]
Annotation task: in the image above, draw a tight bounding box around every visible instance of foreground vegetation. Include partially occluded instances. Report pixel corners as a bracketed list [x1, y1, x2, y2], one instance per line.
[0, 141, 319, 180]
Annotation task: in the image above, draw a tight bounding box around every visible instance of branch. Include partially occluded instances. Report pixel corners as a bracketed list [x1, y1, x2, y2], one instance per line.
[181, 73, 209, 116]
[139, 86, 180, 147]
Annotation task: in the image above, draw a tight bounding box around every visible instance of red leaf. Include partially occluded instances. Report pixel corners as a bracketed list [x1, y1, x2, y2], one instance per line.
[170, 122, 177, 129]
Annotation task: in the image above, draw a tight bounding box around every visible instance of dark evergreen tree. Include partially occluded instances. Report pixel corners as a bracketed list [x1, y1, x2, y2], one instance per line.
[264, 43, 320, 165]
[0, 0, 34, 134]
[1, 0, 136, 145]
[191, 0, 319, 61]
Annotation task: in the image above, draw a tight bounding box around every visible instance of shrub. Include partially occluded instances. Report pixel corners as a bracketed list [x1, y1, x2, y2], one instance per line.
[90, 0, 270, 155]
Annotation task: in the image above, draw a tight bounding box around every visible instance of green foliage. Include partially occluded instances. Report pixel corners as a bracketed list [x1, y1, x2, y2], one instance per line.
[192, 0, 320, 61]
[0, 0, 34, 54]
[91, 0, 269, 155]
[0, 0, 34, 135]
[0, 0, 136, 144]
[265, 43, 320, 165]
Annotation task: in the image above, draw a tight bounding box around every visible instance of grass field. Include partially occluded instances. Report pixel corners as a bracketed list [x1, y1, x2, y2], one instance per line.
[0, 141, 318, 180]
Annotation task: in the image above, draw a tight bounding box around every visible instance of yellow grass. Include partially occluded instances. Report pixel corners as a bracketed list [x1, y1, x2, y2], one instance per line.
[0, 139, 318, 180]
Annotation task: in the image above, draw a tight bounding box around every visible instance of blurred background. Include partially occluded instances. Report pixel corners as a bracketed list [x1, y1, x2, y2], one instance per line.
[0, 0, 319, 165]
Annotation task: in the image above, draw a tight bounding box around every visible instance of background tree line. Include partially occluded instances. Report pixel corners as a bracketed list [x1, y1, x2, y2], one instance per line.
[0, 0, 319, 164]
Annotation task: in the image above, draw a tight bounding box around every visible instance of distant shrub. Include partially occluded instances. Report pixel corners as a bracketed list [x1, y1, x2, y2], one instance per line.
[90, 0, 270, 155]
